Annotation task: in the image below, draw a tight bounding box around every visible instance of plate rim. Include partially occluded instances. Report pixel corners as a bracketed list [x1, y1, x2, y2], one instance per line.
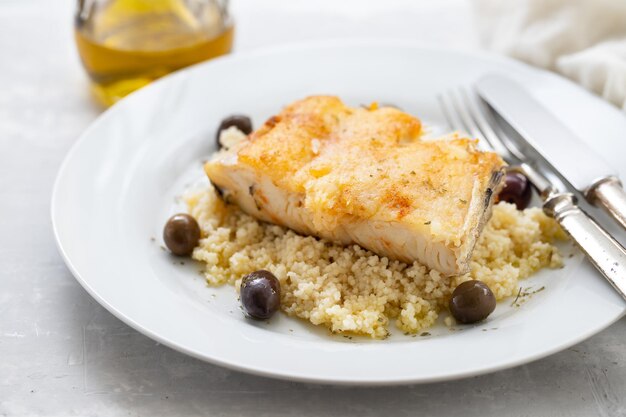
[51, 39, 626, 385]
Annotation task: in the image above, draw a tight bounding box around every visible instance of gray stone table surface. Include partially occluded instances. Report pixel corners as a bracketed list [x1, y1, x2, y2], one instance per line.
[1, 0, 625, 416]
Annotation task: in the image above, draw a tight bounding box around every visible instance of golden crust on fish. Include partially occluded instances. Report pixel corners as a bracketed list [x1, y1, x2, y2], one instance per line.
[205, 96, 505, 275]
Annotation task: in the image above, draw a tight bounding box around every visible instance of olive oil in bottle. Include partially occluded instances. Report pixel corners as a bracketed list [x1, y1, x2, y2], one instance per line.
[75, 0, 233, 106]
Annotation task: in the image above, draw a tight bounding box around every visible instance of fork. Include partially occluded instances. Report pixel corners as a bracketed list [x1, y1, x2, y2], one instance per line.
[439, 88, 626, 301]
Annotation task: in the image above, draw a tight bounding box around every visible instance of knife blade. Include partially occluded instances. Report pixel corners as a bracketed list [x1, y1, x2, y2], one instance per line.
[476, 74, 626, 230]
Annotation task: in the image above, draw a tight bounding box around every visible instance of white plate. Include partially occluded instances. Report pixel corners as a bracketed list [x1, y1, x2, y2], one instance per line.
[52, 41, 626, 385]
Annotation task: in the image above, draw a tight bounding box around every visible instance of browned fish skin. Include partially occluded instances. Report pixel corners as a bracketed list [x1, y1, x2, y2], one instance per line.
[205, 96, 505, 275]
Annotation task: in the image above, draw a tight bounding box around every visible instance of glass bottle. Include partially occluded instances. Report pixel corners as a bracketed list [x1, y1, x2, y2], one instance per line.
[75, 0, 233, 107]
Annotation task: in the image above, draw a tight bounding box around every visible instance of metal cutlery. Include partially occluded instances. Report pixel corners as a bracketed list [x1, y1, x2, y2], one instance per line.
[439, 87, 626, 301]
[476, 74, 626, 231]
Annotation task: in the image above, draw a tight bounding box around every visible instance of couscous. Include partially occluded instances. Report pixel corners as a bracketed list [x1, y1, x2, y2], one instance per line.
[186, 183, 565, 339]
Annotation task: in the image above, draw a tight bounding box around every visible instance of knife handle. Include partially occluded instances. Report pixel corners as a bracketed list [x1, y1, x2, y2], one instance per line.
[543, 192, 626, 301]
[587, 176, 626, 231]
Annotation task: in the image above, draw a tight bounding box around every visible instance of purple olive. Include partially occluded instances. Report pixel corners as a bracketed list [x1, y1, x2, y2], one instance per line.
[498, 171, 532, 210]
[240, 270, 281, 320]
[449, 280, 496, 324]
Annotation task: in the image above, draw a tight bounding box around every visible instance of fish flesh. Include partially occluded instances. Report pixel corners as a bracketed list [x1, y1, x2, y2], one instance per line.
[205, 96, 505, 275]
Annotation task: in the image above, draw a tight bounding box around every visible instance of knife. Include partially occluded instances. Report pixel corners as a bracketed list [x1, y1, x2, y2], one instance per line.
[476, 74, 626, 231]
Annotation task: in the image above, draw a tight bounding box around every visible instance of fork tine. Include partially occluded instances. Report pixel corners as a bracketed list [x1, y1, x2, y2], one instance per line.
[449, 89, 487, 143]
[459, 87, 516, 159]
[439, 90, 495, 154]
[437, 93, 464, 133]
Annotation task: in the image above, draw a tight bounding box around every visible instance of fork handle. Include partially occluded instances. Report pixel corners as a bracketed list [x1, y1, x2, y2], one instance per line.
[543, 192, 626, 301]
[587, 176, 626, 231]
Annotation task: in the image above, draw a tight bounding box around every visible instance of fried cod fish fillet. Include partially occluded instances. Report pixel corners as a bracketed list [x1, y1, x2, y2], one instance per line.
[205, 96, 505, 275]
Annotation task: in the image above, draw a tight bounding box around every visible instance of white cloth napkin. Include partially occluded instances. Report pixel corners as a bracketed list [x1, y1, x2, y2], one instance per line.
[473, 0, 626, 111]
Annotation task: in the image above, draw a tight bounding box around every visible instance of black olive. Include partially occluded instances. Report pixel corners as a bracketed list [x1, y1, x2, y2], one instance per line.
[163, 213, 201, 256]
[449, 280, 496, 324]
[498, 171, 532, 210]
[215, 115, 253, 146]
[240, 270, 281, 320]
